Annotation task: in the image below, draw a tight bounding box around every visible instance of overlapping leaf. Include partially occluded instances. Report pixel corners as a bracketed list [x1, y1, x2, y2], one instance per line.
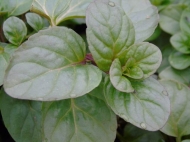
[26, 13, 46, 31]
[104, 0, 159, 42]
[0, 86, 117, 142]
[118, 42, 162, 79]
[110, 58, 134, 93]
[86, 0, 135, 71]
[3, 17, 27, 46]
[31, 0, 92, 26]
[104, 76, 170, 131]
[160, 4, 186, 35]
[170, 32, 190, 54]
[159, 66, 190, 85]
[123, 124, 165, 142]
[0, 50, 10, 86]
[180, 8, 190, 35]
[169, 51, 190, 69]
[160, 80, 190, 138]
[0, 0, 32, 17]
[4, 27, 102, 101]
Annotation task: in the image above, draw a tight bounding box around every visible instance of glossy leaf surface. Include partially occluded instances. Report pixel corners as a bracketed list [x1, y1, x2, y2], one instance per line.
[110, 59, 134, 93]
[119, 42, 162, 79]
[159, 66, 190, 85]
[160, 80, 190, 137]
[104, 76, 170, 131]
[26, 13, 45, 31]
[123, 124, 165, 142]
[86, 0, 135, 71]
[0, 0, 32, 16]
[170, 32, 190, 54]
[3, 17, 27, 46]
[4, 27, 102, 101]
[0, 86, 117, 142]
[31, 0, 92, 26]
[109, 0, 159, 42]
[169, 51, 190, 70]
[160, 4, 186, 35]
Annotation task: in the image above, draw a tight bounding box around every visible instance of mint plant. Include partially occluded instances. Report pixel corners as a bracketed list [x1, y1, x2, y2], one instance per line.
[0, 0, 190, 142]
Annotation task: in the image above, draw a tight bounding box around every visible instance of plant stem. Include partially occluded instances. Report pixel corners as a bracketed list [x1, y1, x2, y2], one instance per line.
[176, 136, 181, 142]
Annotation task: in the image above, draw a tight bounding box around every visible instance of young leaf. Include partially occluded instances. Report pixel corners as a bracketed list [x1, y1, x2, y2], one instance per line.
[182, 140, 190, 142]
[170, 32, 190, 54]
[0, 52, 10, 86]
[119, 42, 162, 79]
[0, 0, 32, 16]
[110, 0, 159, 42]
[110, 58, 134, 93]
[160, 4, 186, 35]
[123, 124, 165, 142]
[31, 0, 92, 26]
[0, 86, 117, 142]
[3, 17, 27, 46]
[180, 8, 190, 35]
[160, 80, 190, 138]
[86, 0, 135, 71]
[26, 13, 45, 31]
[169, 51, 190, 70]
[104, 76, 170, 131]
[4, 27, 102, 101]
[159, 66, 190, 85]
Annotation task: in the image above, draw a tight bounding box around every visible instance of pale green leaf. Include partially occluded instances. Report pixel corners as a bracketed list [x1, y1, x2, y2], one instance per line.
[160, 4, 186, 35]
[170, 32, 190, 54]
[110, 59, 134, 93]
[31, 0, 92, 26]
[4, 44, 17, 56]
[180, 8, 190, 35]
[159, 66, 190, 85]
[26, 13, 45, 31]
[3, 17, 27, 46]
[123, 124, 165, 142]
[0, 0, 32, 16]
[107, 0, 159, 42]
[119, 42, 162, 79]
[0, 86, 117, 142]
[104, 76, 170, 131]
[182, 140, 190, 142]
[0, 52, 10, 86]
[169, 51, 190, 70]
[86, 0, 135, 71]
[160, 80, 190, 137]
[123, 66, 144, 80]
[4, 27, 102, 101]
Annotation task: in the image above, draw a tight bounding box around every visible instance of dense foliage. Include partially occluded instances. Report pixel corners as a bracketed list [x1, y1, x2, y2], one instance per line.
[0, 0, 190, 142]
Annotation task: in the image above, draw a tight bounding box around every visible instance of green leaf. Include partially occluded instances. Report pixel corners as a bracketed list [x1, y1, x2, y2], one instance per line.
[170, 32, 190, 54]
[4, 27, 102, 101]
[108, 0, 159, 42]
[123, 66, 144, 80]
[0, 52, 10, 86]
[169, 51, 190, 69]
[119, 42, 162, 79]
[104, 76, 170, 131]
[157, 45, 174, 73]
[182, 140, 190, 142]
[180, 8, 190, 35]
[26, 13, 45, 32]
[0, 86, 117, 142]
[3, 44, 17, 56]
[110, 59, 134, 93]
[0, 0, 32, 17]
[160, 80, 190, 138]
[3, 17, 27, 46]
[159, 66, 190, 85]
[31, 0, 92, 26]
[86, 0, 135, 71]
[123, 124, 165, 142]
[160, 4, 186, 35]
